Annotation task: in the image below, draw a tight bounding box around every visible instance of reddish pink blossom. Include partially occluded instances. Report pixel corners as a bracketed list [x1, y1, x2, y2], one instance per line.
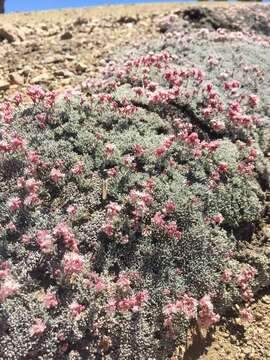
[53, 223, 78, 251]
[198, 295, 220, 328]
[7, 222, 16, 231]
[50, 168, 65, 183]
[117, 275, 131, 292]
[248, 94, 259, 108]
[24, 193, 40, 207]
[0, 261, 9, 280]
[165, 222, 182, 240]
[36, 230, 55, 253]
[211, 121, 225, 132]
[104, 143, 116, 158]
[155, 145, 167, 157]
[66, 205, 77, 217]
[95, 131, 103, 140]
[29, 318, 46, 336]
[70, 161, 84, 175]
[193, 149, 202, 159]
[107, 166, 118, 177]
[218, 162, 229, 173]
[0, 277, 20, 303]
[239, 307, 253, 322]
[103, 222, 114, 237]
[7, 196, 22, 212]
[62, 252, 84, 274]
[210, 171, 220, 181]
[25, 178, 40, 193]
[133, 144, 145, 157]
[120, 235, 129, 244]
[21, 234, 31, 244]
[152, 211, 165, 228]
[69, 301, 85, 319]
[43, 291, 58, 309]
[106, 298, 117, 316]
[27, 85, 45, 103]
[212, 213, 224, 225]
[220, 269, 233, 283]
[163, 200, 176, 214]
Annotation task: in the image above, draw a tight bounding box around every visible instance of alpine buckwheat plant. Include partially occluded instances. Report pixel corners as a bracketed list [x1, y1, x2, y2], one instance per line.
[0, 20, 269, 360]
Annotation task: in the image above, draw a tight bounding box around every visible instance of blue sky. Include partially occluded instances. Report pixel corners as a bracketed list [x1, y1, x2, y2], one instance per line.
[6, 0, 195, 13]
[5, 0, 269, 12]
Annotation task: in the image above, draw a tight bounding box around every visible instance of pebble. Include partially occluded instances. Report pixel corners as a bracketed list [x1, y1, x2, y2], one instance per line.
[60, 31, 73, 40]
[9, 72, 24, 85]
[0, 80, 10, 90]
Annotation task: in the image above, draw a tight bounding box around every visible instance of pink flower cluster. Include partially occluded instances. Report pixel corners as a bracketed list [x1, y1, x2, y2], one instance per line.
[197, 295, 220, 328]
[69, 300, 86, 319]
[236, 266, 257, 303]
[0, 262, 20, 304]
[62, 252, 84, 275]
[53, 222, 78, 252]
[164, 293, 197, 338]
[29, 318, 46, 337]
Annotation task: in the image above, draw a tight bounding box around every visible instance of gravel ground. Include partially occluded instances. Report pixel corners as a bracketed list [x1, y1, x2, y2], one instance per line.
[0, 3, 269, 359]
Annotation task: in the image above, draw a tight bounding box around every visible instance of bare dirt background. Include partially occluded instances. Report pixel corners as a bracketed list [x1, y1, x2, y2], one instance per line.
[0, 3, 269, 359]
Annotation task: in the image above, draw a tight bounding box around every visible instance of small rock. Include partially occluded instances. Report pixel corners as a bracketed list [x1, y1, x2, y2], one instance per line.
[117, 16, 138, 25]
[0, 80, 10, 90]
[54, 69, 74, 78]
[9, 72, 24, 85]
[40, 23, 48, 31]
[30, 73, 51, 84]
[74, 17, 88, 26]
[44, 55, 64, 64]
[0, 25, 17, 43]
[60, 31, 73, 40]
[75, 62, 88, 73]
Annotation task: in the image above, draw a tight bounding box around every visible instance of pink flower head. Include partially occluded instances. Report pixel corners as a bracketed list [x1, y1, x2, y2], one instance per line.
[66, 205, 77, 217]
[27, 85, 45, 103]
[163, 200, 176, 214]
[53, 223, 78, 251]
[69, 301, 85, 319]
[0, 261, 9, 280]
[117, 274, 131, 292]
[106, 298, 117, 316]
[239, 307, 253, 322]
[0, 277, 20, 303]
[218, 162, 229, 173]
[7, 196, 22, 212]
[165, 221, 182, 240]
[155, 145, 167, 157]
[50, 168, 65, 183]
[29, 318, 46, 336]
[198, 295, 220, 328]
[133, 144, 145, 157]
[248, 94, 259, 108]
[220, 269, 233, 283]
[43, 291, 58, 309]
[36, 230, 55, 253]
[106, 202, 122, 219]
[212, 213, 224, 225]
[107, 166, 118, 177]
[103, 222, 114, 237]
[21, 234, 31, 244]
[104, 143, 116, 158]
[70, 161, 84, 175]
[25, 178, 39, 193]
[152, 211, 165, 228]
[62, 252, 84, 274]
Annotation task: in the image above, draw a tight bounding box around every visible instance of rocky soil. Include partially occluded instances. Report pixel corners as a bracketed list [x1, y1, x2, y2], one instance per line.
[0, 3, 269, 359]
